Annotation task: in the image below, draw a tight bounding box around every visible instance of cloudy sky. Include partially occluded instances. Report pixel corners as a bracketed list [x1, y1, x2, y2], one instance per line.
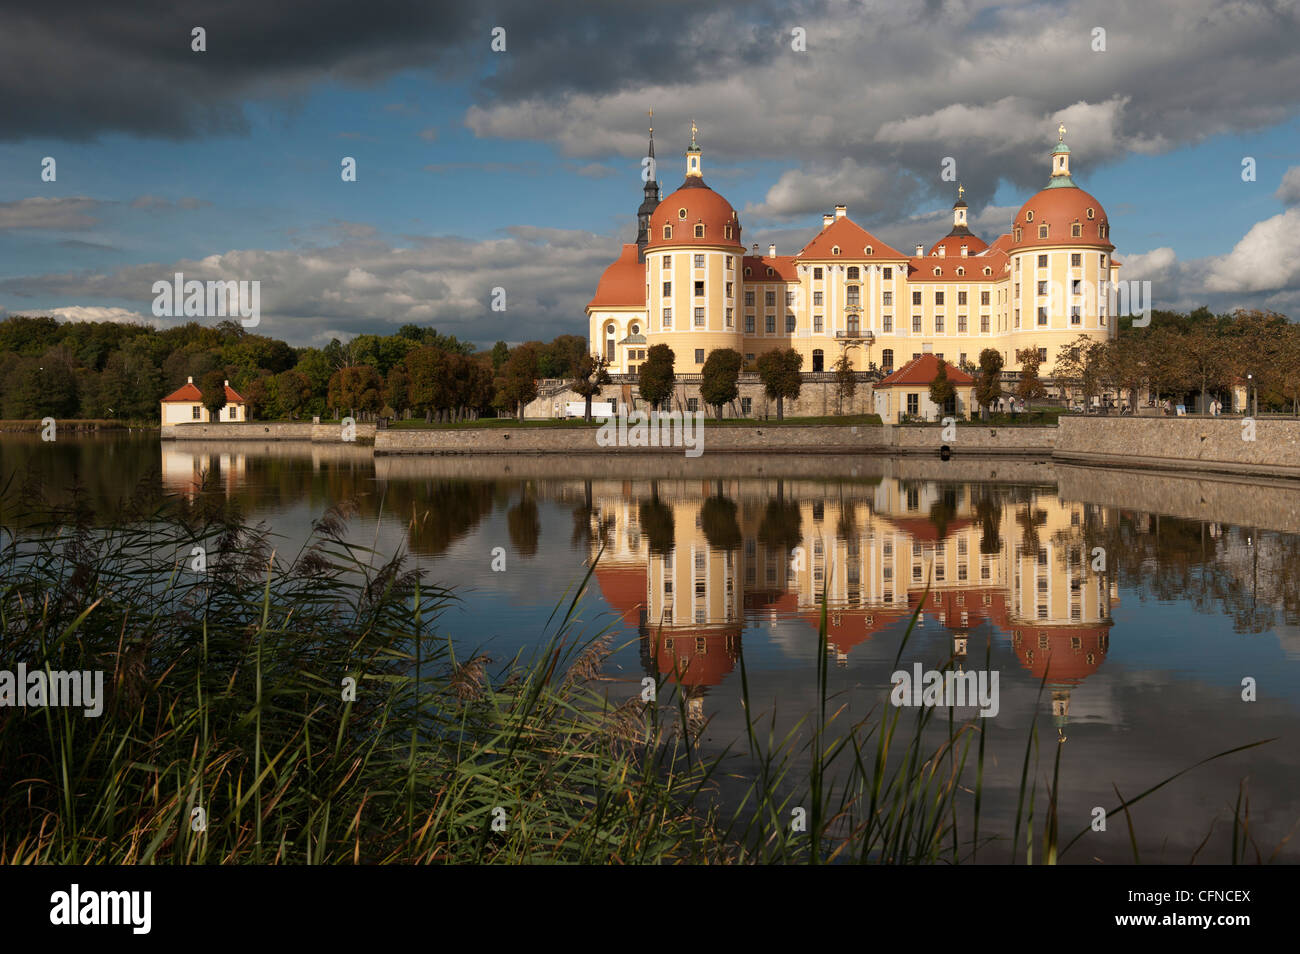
[1, 0, 1298, 348]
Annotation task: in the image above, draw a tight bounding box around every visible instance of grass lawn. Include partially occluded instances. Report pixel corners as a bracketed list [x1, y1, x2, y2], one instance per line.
[386, 413, 883, 430]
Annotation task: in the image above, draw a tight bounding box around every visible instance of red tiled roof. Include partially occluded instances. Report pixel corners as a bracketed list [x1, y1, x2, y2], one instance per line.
[161, 381, 246, 403]
[1012, 186, 1113, 251]
[798, 215, 907, 260]
[906, 256, 1000, 282]
[741, 255, 798, 282]
[587, 244, 646, 309]
[928, 233, 989, 258]
[876, 353, 975, 387]
[646, 183, 743, 251]
[161, 381, 202, 403]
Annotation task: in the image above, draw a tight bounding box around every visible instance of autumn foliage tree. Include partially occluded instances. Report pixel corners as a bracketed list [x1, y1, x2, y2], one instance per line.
[974, 348, 1003, 421]
[637, 344, 676, 411]
[328, 365, 382, 420]
[699, 348, 742, 419]
[570, 353, 612, 421]
[756, 348, 803, 420]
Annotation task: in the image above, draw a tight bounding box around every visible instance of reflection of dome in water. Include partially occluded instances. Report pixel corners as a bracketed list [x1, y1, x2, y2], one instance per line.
[646, 624, 741, 689]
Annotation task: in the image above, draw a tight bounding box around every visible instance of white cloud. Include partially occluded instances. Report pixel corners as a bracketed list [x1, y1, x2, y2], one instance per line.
[1276, 166, 1300, 206]
[1204, 207, 1300, 294]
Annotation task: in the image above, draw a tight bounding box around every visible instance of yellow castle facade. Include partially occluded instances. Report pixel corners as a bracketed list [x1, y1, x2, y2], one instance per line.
[587, 124, 1121, 379]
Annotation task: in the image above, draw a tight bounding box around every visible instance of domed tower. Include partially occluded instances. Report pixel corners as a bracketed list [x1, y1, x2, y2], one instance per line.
[642, 124, 745, 376]
[1006, 125, 1119, 377]
[635, 114, 661, 263]
[928, 183, 989, 258]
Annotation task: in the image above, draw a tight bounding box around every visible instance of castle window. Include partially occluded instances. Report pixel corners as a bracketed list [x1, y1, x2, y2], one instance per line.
[745, 290, 754, 305]
[725, 226, 733, 239]
[745, 315, 755, 333]
[983, 267, 991, 275]
[1038, 347, 1047, 363]
[765, 291, 776, 306]
[882, 315, 892, 332]
[663, 255, 671, 268]
[694, 307, 705, 326]
[744, 266, 751, 276]
[956, 267, 964, 276]
[1071, 223, 1082, 237]
[678, 208, 687, 219]
[933, 267, 941, 276]
[813, 291, 823, 306]
[663, 281, 671, 296]
[883, 267, 891, 279]
[1026, 211, 1033, 222]
[662, 307, 672, 328]
[766, 267, 773, 276]
[694, 254, 704, 267]
[1038, 225, 1048, 239]
[935, 291, 945, 306]
[847, 266, 859, 280]
[726, 255, 733, 269]
[1071, 253, 1082, 266]
[911, 291, 921, 306]
[1086, 208, 1095, 219]
[814, 267, 823, 279]
[1037, 254, 1048, 267]
[832, 246, 841, 255]
[695, 224, 705, 238]
[694, 281, 704, 297]
[1014, 228, 1022, 242]
[864, 246, 873, 256]
[882, 349, 894, 370]
[882, 291, 893, 305]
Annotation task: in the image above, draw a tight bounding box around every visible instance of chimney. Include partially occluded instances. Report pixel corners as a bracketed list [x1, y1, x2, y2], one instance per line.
[915, 244, 924, 256]
[752, 243, 759, 256]
[223, 379, 229, 387]
[938, 246, 946, 257]
[768, 243, 776, 257]
[960, 245, 968, 257]
[823, 213, 833, 228]
[186, 375, 193, 384]
[834, 205, 847, 220]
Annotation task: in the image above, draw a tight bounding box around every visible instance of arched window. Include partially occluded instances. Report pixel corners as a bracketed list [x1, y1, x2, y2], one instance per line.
[956, 267, 965, 276]
[744, 266, 751, 276]
[812, 349, 825, 372]
[832, 245, 841, 255]
[604, 324, 616, 361]
[694, 224, 705, 238]
[630, 323, 640, 335]
[1014, 228, 1022, 242]
[663, 225, 672, 239]
[847, 266, 860, 280]
[933, 267, 942, 276]
[983, 267, 992, 275]
[882, 349, 894, 371]
[724, 225, 733, 239]
[864, 246, 873, 255]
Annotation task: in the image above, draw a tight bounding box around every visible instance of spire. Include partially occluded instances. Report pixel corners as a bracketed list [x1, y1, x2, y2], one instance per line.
[1045, 123, 1076, 188]
[949, 183, 971, 234]
[636, 108, 661, 261]
[684, 120, 702, 179]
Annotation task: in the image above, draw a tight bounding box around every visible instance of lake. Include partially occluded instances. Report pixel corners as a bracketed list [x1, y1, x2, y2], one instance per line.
[3, 432, 1299, 863]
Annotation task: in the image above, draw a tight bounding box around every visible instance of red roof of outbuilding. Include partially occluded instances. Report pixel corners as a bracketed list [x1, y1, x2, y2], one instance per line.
[741, 255, 799, 282]
[876, 353, 975, 387]
[161, 381, 246, 403]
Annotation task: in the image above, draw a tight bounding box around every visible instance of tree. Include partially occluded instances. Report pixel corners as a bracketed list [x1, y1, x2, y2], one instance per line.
[1014, 347, 1047, 405]
[638, 344, 676, 410]
[570, 353, 612, 422]
[756, 348, 803, 420]
[1055, 334, 1104, 409]
[327, 365, 382, 420]
[699, 348, 742, 419]
[273, 369, 313, 420]
[490, 340, 510, 370]
[833, 342, 860, 414]
[494, 344, 540, 419]
[199, 370, 228, 420]
[974, 348, 1004, 421]
[406, 346, 451, 422]
[383, 366, 411, 419]
[928, 358, 956, 417]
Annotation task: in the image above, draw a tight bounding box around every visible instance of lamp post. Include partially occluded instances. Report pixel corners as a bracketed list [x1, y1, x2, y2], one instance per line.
[1247, 373, 1255, 417]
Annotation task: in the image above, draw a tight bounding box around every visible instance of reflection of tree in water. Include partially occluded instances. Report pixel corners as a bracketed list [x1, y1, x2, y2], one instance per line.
[835, 500, 857, 542]
[639, 482, 675, 557]
[928, 486, 960, 540]
[973, 487, 1003, 555]
[0, 435, 165, 526]
[700, 494, 742, 551]
[758, 480, 802, 555]
[507, 485, 540, 559]
[1080, 509, 1300, 635]
[395, 480, 498, 558]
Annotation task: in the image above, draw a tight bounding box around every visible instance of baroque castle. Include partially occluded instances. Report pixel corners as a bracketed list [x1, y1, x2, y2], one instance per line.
[587, 123, 1121, 382]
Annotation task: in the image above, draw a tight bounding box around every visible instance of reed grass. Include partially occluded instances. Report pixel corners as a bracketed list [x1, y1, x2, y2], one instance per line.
[0, 474, 1281, 864]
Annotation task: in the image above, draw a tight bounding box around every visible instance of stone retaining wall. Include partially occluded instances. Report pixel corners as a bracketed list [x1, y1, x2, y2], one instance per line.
[1055, 417, 1300, 478]
[161, 422, 376, 443]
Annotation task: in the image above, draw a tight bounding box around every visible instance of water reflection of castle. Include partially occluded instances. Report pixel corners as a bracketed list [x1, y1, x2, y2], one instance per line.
[589, 478, 1117, 726]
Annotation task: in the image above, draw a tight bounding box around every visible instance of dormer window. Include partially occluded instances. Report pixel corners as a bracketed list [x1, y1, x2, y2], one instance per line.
[1086, 208, 1095, 220]
[933, 267, 942, 276]
[983, 267, 992, 276]
[678, 208, 687, 219]
[1038, 225, 1048, 239]
[1071, 223, 1082, 237]
[744, 266, 751, 276]
[1026, 211, 1034, 222]
[832, 246, 841, 255]
[956, 267, 965, 276]
[864, 246, 873, 255]
[724, 226, 733, 239]
[695, 224, 705, 238]
[663, 225, 672, 239]
[766, 267, 773, 276]
[1014, 228, 1022, 242]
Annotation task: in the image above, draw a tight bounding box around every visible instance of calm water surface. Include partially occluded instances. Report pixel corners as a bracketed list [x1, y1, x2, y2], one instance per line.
[4, 433, 1299, 863]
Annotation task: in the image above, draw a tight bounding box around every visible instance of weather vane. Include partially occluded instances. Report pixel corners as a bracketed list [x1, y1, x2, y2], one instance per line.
[957, 182, 965, 199]
[648, 107, 653, 134]
[690, 119, 697, 142]
[1058, 122, 1067, 142]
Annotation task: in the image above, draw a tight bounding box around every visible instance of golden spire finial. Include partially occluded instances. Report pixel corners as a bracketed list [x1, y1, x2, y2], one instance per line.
[957, 182, 965, 199]
[1058, 122, 1067, 142]
[648, 107, 653, 134]
[690, 119, 697, 143]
